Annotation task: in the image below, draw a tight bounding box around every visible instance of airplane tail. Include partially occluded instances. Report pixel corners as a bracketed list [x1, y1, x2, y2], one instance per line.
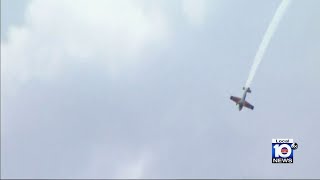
[243, 87, 252, 93]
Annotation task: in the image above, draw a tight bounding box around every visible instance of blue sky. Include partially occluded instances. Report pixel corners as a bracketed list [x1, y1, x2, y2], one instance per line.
[1, 0, 320, 178]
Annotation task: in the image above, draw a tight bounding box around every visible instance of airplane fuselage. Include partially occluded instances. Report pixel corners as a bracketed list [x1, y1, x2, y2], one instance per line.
[237, 88, 249, 111]
[230, 87, 254, 111]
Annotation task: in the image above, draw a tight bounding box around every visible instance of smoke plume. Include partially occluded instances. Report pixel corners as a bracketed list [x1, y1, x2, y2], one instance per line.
[245, 0, 291, 88]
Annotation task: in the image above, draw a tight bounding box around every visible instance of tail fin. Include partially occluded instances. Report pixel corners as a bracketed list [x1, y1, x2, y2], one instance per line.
[243, 87, 252, 93]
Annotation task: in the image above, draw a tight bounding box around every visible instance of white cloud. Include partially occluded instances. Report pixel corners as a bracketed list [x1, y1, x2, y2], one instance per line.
[182, 0, 207, 26]
[1, 0, 170, 92]
[1, 0, 216, 93]
[115, 150, 152, 178]
[79, 144, 152, 178]
[1, 1, 217, 178]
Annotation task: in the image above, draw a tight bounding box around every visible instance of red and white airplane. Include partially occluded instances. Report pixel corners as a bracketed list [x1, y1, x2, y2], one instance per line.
[230, 87, 254, 111]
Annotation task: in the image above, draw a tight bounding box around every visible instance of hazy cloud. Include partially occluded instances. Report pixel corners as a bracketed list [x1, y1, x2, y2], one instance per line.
[1, 0, 320, 179]
[1, 0, 170, 93]
[182, 0, 207, 26]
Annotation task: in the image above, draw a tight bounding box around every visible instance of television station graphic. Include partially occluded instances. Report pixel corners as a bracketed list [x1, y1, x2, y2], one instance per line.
[272, 139, 298, 163]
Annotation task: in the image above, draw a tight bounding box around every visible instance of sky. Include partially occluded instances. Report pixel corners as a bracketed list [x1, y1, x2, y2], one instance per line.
[1, 0, 320, 179]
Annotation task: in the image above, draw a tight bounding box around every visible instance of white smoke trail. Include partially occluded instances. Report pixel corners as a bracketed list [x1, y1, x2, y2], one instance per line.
[245, 0, 291, 88]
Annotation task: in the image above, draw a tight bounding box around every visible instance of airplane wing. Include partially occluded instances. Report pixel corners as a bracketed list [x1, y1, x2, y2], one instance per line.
[244, 101, 254, 110]
[230, 96, 241, 104]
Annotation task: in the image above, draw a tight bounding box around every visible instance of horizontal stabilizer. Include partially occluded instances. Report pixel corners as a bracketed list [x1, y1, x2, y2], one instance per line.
[243, 87, 252, 93]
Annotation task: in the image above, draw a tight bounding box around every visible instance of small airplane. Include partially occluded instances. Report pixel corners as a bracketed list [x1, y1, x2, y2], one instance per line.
[230, 87, 254, 111]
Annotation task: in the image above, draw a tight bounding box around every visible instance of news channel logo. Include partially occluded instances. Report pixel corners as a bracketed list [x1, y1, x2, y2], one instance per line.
[272, 139, 298, 163]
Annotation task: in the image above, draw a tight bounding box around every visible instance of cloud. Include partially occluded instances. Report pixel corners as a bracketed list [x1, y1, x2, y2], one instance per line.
[1, 0, 171, 177]
[1, 0, 215, 93]
[1, 0, 170, 92]
[79, 141, 152, 178]
[182, 0, 207, 26]
[114, 150, 152, 178]
[4, 0, 320, 179]
[1, 0, 215, 178]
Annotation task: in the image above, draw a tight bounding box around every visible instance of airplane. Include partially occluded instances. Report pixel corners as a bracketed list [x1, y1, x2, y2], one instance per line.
[230, 87, 254, 111]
